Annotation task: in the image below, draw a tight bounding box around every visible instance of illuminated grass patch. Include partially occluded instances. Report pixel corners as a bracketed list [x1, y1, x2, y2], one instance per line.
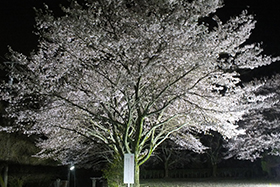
[140, 179, 280, 187]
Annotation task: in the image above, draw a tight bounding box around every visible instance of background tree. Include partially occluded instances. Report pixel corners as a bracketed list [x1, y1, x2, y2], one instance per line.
[225, 74, 280, 161]
[141, 136, 207, 178]
[0, 131, 56, 187]
[200, 130, 225, 177]
[260, 155, 280, 178]
[158, 140, 185, 178]
[150, 139, 201, 178]
[225, 74, 280, 178]
[1, 0, 279, 186]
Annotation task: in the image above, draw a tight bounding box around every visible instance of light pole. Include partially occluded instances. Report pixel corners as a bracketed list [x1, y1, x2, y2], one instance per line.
[68, 165, 76, 187]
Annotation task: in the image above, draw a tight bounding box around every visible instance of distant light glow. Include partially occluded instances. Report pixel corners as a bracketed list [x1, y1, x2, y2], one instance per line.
[70, 165, 75, 170]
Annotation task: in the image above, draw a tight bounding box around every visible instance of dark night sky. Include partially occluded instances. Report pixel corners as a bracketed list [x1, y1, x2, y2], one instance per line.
[0, 0, 280, 76]
[0, 0, 69, 57]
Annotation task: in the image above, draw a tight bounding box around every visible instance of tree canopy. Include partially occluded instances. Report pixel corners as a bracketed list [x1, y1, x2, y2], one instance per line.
[225, 74, 280, 161]
[1, 0, 279, 186]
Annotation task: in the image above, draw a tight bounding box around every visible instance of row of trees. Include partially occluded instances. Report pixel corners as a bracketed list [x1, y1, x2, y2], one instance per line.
[1, 0, 280, 186]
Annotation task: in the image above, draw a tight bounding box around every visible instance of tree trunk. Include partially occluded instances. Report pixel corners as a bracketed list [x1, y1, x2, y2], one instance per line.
[134, 164, 140, 187]
[212, 164, 217, 177]
[164, 161, 169, 178]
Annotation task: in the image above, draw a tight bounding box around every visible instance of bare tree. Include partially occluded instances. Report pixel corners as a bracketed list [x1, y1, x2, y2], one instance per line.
[1, 0, 278, 186]
[200, 130, 225, 177]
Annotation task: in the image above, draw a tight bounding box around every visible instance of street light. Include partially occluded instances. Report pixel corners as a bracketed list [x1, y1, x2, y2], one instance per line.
[68, 165, 76, 187]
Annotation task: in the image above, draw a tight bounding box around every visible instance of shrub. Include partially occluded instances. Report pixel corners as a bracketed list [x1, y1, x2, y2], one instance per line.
[103, 158, 125, 187]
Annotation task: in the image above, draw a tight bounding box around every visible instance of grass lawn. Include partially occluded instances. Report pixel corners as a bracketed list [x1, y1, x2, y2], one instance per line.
[140, 178, 280, 187]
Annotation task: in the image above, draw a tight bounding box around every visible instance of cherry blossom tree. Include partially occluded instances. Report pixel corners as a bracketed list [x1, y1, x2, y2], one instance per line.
[225, 74, 280, 161]
[1, 0, 279, 186]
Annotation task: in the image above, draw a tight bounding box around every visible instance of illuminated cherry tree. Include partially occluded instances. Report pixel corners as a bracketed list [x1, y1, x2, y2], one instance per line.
[1, 0, 279, 186]
[225, 74, 280, 161]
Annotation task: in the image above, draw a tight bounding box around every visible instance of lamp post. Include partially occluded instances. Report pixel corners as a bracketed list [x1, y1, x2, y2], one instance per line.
[68, 165, 76, 187]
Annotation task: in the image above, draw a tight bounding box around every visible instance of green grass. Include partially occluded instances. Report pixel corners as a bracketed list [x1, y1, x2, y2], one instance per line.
[140, 178, 280, 187]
